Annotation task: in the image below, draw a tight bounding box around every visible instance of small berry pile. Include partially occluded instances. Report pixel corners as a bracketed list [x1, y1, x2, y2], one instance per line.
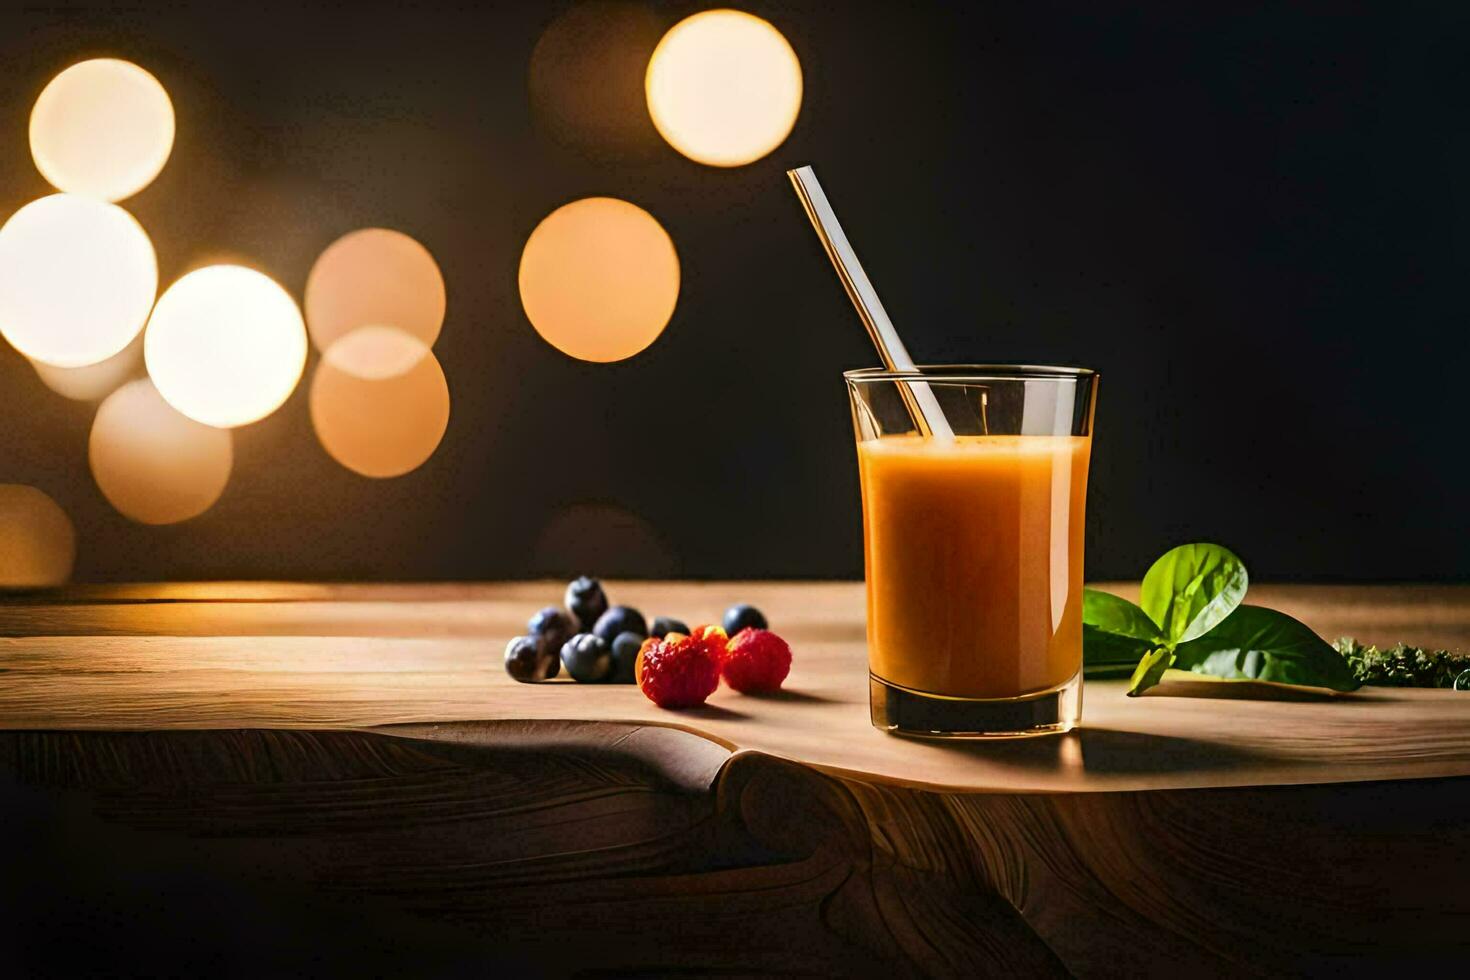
[504, 576, 792, 709]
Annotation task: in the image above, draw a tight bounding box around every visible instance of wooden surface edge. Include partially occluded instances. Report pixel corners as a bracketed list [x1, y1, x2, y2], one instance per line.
[366, 716, 1470, 798]
[7, 701, 1470, 796]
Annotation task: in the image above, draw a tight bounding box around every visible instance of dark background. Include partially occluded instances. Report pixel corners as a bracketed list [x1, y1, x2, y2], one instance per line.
[0, 0, 1464, 583]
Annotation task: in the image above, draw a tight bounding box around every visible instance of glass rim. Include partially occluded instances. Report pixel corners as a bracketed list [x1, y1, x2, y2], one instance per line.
[843, 363, 1097, 384]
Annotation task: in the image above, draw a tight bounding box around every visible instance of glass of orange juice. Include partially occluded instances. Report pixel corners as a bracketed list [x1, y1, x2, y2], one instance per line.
[846, 365, 1098, 737]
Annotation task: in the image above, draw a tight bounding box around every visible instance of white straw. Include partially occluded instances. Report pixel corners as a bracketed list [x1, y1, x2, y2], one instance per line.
[787, 166, 954, 440]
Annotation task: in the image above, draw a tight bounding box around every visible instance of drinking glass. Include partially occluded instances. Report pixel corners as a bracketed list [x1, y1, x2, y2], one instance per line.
[846, 365, 1098, 737]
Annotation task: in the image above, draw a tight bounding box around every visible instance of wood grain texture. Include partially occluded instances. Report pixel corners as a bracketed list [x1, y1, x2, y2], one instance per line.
[0, 725, 1064, 977]
[1, 725, 1465, 976]
[0, 582, 1466, 974]
[0, 582, 1467, 792]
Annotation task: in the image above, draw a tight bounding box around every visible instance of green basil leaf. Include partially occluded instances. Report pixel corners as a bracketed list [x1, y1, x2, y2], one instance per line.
[1171, 605, 1362, 692]
[1083, 590, 1161, 678]
[1083, 588, 1162, 641]
[1083, 625, 1155, 678]
[1127, 647, 1173, 696]
[1139, 543, 1249, 645]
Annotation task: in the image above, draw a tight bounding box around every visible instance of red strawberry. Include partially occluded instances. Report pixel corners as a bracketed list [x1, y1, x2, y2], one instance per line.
[721, 628, 792, 693]
[688, 624, 728, 661]
[636, 631, 721, 709]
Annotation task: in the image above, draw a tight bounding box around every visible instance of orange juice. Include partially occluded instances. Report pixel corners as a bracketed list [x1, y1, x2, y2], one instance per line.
[857, 435, 1090, 700]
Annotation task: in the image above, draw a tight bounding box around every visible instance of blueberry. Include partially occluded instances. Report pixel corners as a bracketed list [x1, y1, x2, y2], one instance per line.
[505, 635, 558, 683]
[565, 576, 608, 631]
[593, 605, 647, 645]
[722, 604, 767, 636]
[528, 605, 578, 653]
[610, 631, 644, 684]
[650, 616, 690, 639]
[560, 632, 611, 683]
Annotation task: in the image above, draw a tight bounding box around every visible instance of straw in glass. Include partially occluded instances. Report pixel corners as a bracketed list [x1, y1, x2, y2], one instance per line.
[786, 166, 954, 440]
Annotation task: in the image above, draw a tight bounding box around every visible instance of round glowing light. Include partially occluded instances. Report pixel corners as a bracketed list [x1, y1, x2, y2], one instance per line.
[645, 9, 802, 167]
[31, 331, 143, 401]
[310, 326, 449, 478]
[518, 197, 679, 363]
[304, 228, 445, 355]
[0, 485, 76, 588]
[30, 58, 175, 202]
[0, 194, 157, 368]
[534, 501, 678, 576]
[89, 378, 232, 525]
[144, 265, 307, 428]
[321, 323, 432, 380]
[529, 1, 664, 160]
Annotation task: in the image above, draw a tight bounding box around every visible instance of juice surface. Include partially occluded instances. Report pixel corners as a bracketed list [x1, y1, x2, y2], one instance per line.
[857, 435, 1090, 699]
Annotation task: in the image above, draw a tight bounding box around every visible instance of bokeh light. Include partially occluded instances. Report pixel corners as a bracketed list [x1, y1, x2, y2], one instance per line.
[321, 323, 432, 380]
[310, 326, 449, 478]
[30, 58, 175, 202]
[89, 378, 233, 525]
[645, 9, 802, 167]
[533, 501, 677, 577]
[518, 197, 679, 362]
[529, 1, 665, 160]
[0, 194, 157, 368]
[145, 264, 307, 428]
[31, 331, 143, 401]
[304, 228, 445, 354]
[0, 485, 76, 587]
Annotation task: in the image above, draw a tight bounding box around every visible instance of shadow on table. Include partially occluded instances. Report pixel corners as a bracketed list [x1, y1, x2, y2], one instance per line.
[1143, 679, 1345, 701]
[680, 702, 752, 721]
[913, 727, 1274, 776]
[737, 688, 835, 705]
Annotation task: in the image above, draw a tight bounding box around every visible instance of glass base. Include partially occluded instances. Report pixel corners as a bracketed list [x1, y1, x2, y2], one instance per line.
[870, 670, 1082, 738]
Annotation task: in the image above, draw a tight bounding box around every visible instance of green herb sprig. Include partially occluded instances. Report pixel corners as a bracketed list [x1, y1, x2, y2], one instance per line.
[1083, 543, 1361, 696]
[1335, 638, 1470, 689]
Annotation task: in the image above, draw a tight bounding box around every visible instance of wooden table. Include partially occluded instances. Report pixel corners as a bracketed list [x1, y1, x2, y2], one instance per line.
[1, 582, 1467, 976]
